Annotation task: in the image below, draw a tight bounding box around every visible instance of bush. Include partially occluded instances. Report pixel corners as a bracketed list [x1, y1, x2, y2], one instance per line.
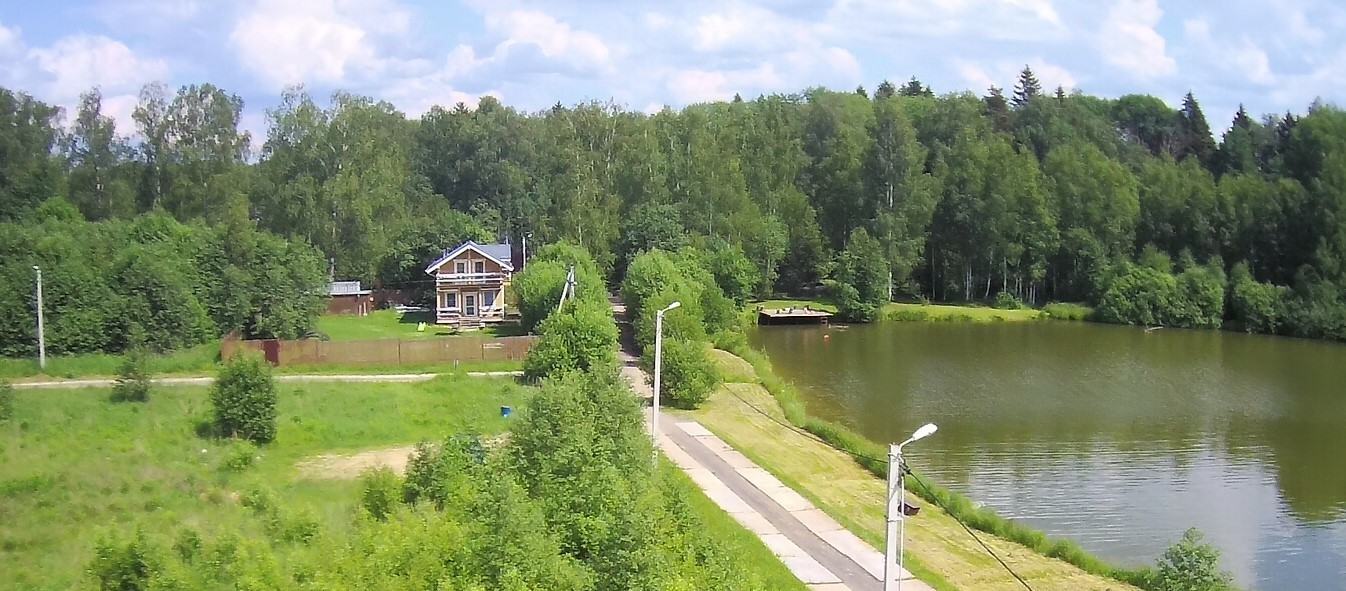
[833, 281, 878, 323]
[91, 530, 163, 591]
[1153, 528, 1233, 591]
[656, 339, 718, 409]
[1042, 302, 1093, 321]
[1230, 263, 1289, 334]
[218, 442, 259, 473]
[512, 260, 571, 333]
[523, 298, 620, 382]
[110, 352, 151, 403]
[209, 353, 277, 444]
[360, 466, 402, 520]
[0, 381, 13, 423]
[992, 291, 1025, 310]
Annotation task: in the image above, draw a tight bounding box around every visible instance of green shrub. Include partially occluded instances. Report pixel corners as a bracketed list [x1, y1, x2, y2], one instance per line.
[885, 308, 929, 322]
[523, 298, 620, 382]
[1042, 302, 1093, 321]
[359, 466, 402, 520]
[217, 442, 258, 473]
[110, 351, 151, 403]
[512, 260, 570, 333]
[1230, 263, 1289, 334]
[209, 354, 277, 444]
[656, 339, 719, 409]
[992, 291, 1025, 310]
[0, 381, 13, 423]
[1153, 528, 1233, 591]
[91, 530, 163, 591]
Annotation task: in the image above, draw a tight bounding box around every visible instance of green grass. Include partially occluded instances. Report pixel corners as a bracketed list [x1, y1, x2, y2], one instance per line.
[663, 462, 809, 590]
[1042, 302, 1095, 321]
[0, 375, 531, 591]
[0, 342, 221, 380]
[271, 359, 524, 376]
[316, 309, 527, 341]
[883, 302, 1043, 322]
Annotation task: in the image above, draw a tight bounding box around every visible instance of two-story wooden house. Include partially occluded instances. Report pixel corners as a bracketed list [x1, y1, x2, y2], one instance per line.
[423, 241, 516, 328]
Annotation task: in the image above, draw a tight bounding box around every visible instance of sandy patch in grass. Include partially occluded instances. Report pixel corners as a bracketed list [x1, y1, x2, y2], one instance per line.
[295, 447, 417, 479]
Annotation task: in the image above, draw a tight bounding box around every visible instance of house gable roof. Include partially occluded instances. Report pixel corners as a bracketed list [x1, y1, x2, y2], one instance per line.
[424, 240, 516, 275]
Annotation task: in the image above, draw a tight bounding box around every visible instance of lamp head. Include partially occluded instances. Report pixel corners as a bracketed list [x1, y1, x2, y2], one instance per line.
[911, 423, 938, 442]
[32, 265, 39, 271]
[661, 301, 682, 313]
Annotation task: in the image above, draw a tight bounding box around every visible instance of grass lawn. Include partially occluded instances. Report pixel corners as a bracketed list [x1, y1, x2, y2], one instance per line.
[0, 375, 530, 591]
[316, 309, 528, 341]
[0, 342, 221, 380]
[678, 353, 1142, 591]
[883, 302, 1043, 322]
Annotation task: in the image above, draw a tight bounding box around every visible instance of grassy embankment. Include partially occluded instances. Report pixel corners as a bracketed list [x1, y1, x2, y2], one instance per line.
[1, 310, 531, 381]
[749, 298, 1095, 324]
[0, 374, 802, 591]
[690, 347, 1149, 591]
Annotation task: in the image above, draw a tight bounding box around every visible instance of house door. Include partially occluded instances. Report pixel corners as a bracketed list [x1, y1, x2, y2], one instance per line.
[464, 293, 477, 317]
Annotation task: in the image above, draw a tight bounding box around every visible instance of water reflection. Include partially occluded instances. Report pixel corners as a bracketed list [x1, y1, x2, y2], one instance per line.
[750, 322, 1346, 591]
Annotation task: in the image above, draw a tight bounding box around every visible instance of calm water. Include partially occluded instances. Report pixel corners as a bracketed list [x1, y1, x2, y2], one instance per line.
[749, 322, 1346, 591]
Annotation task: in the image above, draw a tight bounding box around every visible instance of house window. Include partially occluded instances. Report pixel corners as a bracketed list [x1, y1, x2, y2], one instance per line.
[454, 261, 466, 274]
[475, 261, 485, 274]
[483, 290, 496, 307]
[446, 292, 458, 309]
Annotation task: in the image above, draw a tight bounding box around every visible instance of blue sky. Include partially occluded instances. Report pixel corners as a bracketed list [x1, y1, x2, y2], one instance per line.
[2, 0, 1343, 145]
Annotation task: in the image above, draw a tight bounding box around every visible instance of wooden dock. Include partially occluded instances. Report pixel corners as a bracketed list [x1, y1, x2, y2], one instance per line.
[758, 306, 832, 325]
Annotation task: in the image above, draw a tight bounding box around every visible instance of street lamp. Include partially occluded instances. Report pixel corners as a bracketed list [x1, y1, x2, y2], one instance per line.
[651, 300, 681, 460]
[885, 422, 937, 591]
[522, 232, 532, 267]
[33, 266, 45, 369]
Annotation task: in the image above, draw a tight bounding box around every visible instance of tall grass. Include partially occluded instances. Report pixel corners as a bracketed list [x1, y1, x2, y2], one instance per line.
[0, 342, 221, 379]
[717, 340, 1156, 589]
[1042, 302, 1095, 321]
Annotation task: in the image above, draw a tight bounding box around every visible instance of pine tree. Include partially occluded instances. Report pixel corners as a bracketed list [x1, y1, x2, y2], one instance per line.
[983, 86, 1012, 133]
[1178, 91, 1217, 169]
[1012, 66, 1042, 108]
[1232, 104, 1253, 130]
[899, 77, 932, 97]
[855, 85, 868, 98]
[875, 80, 897, 100]
[1054, 85, 1067, 102]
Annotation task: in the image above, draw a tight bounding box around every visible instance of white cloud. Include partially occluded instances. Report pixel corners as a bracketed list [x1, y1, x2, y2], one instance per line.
[229, 0, 412, 89]
[26, 35, 169, 100]
[827, 0, 1066, 42]
[486, 10, 612, 73]
[1099, 0, 1176, 80]
[1288, 10, 1326, 44]
[92, 0, 203, 31]
[1184, 18, 1275, 86]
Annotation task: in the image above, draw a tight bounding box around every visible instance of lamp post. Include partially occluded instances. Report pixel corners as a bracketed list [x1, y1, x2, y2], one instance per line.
[33, 266, 45, 369]
[885, 423, 937, 591]
[522, 232, 532, 267]
[651, 300, 681, 460]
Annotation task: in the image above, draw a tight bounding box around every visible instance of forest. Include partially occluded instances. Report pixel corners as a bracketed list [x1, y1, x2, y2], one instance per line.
[4, 66, 1346, 357]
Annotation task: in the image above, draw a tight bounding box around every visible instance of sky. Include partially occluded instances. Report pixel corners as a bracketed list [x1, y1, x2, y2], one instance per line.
[2, 0, 1344, 146]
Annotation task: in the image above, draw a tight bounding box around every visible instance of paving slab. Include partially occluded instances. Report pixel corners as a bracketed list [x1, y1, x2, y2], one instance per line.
[675, 421, 715, 438]
[731, 511, 780, 537]
[819, 529, 887, 581]
[794, 508, 846, 534]
[760, 532, 808, 558]
[783, 556, 844, 585]
[808, 584, 852, 591]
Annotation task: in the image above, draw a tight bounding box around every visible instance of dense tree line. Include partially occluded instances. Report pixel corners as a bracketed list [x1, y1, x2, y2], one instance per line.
[4, 67, 1346, 344]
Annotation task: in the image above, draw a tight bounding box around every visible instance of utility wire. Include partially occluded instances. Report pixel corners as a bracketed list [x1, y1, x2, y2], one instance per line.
[723, 388, 1037, 591]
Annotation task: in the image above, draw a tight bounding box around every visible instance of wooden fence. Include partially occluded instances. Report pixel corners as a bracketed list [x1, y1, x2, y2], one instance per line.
[221, 335, 537, 368]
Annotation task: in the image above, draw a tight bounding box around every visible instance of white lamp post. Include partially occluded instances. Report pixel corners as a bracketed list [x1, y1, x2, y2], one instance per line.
[885, 422, 937, 591]
[651, 301, 681, 460]
[33, 266, 45, 369]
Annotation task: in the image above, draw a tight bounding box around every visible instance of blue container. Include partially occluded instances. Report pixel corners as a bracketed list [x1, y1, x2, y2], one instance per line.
[500, 406, 512, 418]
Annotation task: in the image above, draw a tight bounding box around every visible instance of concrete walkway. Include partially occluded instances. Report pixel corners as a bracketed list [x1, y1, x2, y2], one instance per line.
[612, 297, 932, 591]
[11, 371, 523, 389]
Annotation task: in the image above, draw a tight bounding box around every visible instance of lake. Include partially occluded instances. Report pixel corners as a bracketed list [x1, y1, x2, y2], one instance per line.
[748, 321, 1346, 591]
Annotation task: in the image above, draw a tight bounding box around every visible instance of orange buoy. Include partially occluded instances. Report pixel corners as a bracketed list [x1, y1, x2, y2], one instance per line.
[823, 334, 831, 341]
